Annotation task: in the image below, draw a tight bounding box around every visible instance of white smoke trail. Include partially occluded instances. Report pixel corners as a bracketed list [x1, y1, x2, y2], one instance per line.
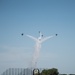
[31, 42, 41, 69]
[26, 33, 56, 69]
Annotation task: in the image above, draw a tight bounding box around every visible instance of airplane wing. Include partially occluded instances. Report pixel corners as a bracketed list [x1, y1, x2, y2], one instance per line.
[26, 35, 37, 42]
[41, 36, 54, 43]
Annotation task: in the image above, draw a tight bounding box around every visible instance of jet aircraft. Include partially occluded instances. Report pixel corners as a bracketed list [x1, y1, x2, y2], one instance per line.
[21, 33, 24, 36]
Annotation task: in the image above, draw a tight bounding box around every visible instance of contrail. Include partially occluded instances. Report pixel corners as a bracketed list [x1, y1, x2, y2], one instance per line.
[27, 31, 57, 69]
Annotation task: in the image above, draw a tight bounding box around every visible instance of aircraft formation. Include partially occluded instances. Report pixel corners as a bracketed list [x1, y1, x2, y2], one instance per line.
[21, 31, 58, 43]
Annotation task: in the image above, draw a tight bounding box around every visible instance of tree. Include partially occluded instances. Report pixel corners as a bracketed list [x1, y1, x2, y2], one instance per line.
[41, 68, 59, 75]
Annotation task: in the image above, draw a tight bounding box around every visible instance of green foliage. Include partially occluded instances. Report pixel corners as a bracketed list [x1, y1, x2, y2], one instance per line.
[41, 68, 59, 75]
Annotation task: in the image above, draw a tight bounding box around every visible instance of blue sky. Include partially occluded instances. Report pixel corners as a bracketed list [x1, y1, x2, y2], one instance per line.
[0, 0, 75, 74]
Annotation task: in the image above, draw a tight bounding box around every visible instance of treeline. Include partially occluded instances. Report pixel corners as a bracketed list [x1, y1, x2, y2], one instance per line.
[40, 68, 59, 75]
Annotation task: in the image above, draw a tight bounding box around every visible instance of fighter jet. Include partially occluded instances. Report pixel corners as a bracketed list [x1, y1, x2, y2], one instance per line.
[55, 34, 58, 36]
[38, 31, 43, 41]
[21, 33, 24, 36]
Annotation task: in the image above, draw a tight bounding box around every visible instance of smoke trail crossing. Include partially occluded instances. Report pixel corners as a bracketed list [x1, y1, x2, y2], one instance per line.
[27, 32, 57, 68]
